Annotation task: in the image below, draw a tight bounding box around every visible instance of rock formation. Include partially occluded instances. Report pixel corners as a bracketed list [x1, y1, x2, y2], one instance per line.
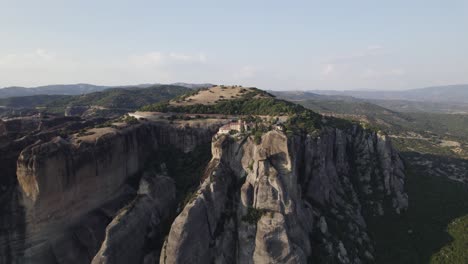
[1, 121, 217, 263]
[161, 126, 407, 264]
[92, 172, 176, 264]
[0, 116, 407, 263]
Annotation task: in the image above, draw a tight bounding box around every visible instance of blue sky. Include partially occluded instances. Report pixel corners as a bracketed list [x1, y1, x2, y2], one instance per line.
[0, 0, 467, 90]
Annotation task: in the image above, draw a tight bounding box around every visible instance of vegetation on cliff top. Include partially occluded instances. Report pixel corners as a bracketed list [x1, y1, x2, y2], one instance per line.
[140, 87, 358, 134]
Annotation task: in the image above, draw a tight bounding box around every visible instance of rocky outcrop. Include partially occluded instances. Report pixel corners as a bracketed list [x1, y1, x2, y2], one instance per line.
[0, 114, 407, 263]
[160, 158, 234, 264]
[0, 128, 61, 263]
[2, 121, 217, 263]
[0, 116, 107, 200]
[92, 172, 176, 264]
[1, 117, 41, 137]
[162, 126, 407, 264]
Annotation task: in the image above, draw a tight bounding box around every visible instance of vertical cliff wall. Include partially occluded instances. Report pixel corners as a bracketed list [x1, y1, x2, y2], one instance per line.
[161, 126, 407, 264]
[3, 122, 217, 263]
[0, 119, 408, 264]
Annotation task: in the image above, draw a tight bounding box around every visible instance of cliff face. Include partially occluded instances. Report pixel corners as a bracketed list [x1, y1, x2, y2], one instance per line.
[0, 118, 41, 138]
[161, 126, 407, 264]
[92, 172, 176, 264]
[2, 122, 217, 263]
[0, 117, 407, 264]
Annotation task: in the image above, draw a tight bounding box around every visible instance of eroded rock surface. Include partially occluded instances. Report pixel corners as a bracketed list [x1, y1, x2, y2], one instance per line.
[162, 126, 407, 264]
[1, 121, 217, 263]
[92, 173, 176, 264]
[0, 115, 407, 264]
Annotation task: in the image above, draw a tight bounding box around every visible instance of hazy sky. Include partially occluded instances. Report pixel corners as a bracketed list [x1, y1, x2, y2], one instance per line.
[1, 0, 467, 90]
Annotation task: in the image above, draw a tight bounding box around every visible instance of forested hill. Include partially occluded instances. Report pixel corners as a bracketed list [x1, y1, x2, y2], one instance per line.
[0, 85, 190, 110]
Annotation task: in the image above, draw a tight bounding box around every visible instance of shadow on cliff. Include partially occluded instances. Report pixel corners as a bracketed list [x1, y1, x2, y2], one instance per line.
[140, 143, 213, 256]
[368, 152, 468, 263]
[147, 144, 212, 202]
[0, 188, 26, 263]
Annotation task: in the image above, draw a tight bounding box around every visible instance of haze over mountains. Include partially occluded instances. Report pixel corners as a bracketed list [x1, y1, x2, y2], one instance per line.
[310, 84, 468, 103]
[3, 83, 468, 116]
[272, 85, 468, 114]
[0, 84, 110, 98]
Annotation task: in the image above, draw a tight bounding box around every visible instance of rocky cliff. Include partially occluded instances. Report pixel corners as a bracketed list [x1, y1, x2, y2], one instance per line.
[1, 121, 218, 263]
[0, 117, 41, 138]
[0, 116, 407, 264]
[161, 126, 407, 264]
[92, 172, 176, 264]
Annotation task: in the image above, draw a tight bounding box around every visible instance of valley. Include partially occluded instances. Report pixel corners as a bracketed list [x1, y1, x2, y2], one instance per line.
[274, 87, 468, 263]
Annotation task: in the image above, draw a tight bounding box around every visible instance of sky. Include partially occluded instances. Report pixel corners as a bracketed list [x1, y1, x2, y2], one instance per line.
[0, 0, 467, 90]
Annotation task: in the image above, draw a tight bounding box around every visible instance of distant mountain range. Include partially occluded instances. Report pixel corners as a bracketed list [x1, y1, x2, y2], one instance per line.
[3, 83, 468, 114]
[270, 90, 358, 102]
[309, 84, 468, 103]
[271, 88, 468, 114]
[0, 84, 110, 98]
[0, 85, 191, 110]
[0, 83, 213, 98]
